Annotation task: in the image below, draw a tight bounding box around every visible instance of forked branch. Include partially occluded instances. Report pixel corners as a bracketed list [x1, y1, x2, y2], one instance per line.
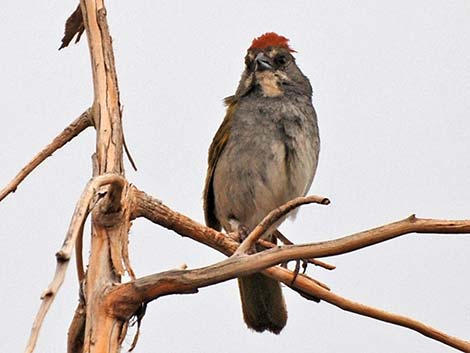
[268, 231, 336, 270]
[234, 195, 330, 255]
[24, 174, 126, 353]
[129, 187, 470, 352]
[131, 187, 470, 261]
[265, 266, 470, 352]
[105, 251, 470, 352]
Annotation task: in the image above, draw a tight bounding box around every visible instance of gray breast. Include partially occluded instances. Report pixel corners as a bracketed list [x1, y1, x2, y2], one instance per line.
[212, 94, 319, 232]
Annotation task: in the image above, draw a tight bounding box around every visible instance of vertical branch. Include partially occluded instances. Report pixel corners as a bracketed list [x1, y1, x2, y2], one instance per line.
[78, 1, 127, 352]
[80, 0, 123, 174]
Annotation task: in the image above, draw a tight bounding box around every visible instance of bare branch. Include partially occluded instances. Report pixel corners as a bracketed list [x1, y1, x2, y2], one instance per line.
[122, 124, 138, 171]
[75, 1, 127, 352]
[130, 187, 236, 256]
[74, 222, 86, 282]
[261, 239, 336, 271]
[278, 214, 470, 260]
[234, 195, 330, 255]
[130, 187, 470, 352]
[132, 187, 470, 262]
[24, 174, 126, 353]
[67, 298, 86, 353]
[265, 266, 470, 352]
[105, 243, 470, 352]
[0, 109, 93, 202]
[264, 231, 336, 270]
[303, 257, 336, 270]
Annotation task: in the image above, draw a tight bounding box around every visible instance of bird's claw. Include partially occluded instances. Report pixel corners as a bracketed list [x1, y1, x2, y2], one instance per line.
[237, 224, 250, 242]
[236, 224, 257, 255]
[290, 258, 309, 285]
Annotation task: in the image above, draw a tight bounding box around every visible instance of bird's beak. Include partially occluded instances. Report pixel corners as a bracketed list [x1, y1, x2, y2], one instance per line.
[255, 52, 273, 71]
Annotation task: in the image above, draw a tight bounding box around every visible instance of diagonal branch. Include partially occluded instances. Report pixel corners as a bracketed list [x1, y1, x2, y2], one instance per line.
[24, 174, 125, 353]
[265, 266, 470, 352]
[129, 187, 470, 352]
[130, 186, 470, 263]
[234, 195, 330, 255]
[276, 215, 470, 259]
[104, 242, 470, 352]
[0, 109, 93, 202]
[267, 231, 336, 270]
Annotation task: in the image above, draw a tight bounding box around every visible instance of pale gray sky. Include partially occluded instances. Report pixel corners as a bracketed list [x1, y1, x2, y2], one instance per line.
[1, 1, 470, 352]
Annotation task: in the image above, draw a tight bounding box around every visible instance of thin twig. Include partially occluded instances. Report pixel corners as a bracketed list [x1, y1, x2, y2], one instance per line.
[234, 195, 330, 255]
[307, 258, 336, 270]
[75, 222, 86, 282]
[264, 231, 336, 270]
[122, 122, 138, 171]
[228, 236, 337, 271]
[0, 109, 93, 202]
[24, 174, 125, 353]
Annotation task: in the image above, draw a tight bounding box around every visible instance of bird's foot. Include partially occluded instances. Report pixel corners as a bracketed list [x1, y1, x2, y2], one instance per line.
[236, 224, 257, 254]
[283, 258, 321, 302]
[289, 258, 309, 284]
[237, 224, 250, 242]
[227, 231, 242, 242]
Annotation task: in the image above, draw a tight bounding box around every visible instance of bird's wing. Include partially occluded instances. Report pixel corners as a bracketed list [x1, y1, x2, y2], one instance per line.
[203, 98, 238, 230]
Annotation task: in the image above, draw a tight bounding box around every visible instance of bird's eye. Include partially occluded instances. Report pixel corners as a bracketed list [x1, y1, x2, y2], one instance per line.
[246, 60, 256, 72]
[245, 56, 256, 71]
[274, 54, 288, 66]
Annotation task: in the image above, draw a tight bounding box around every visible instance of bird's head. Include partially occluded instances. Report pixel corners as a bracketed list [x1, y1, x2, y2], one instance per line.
[233, 32, 312, 100]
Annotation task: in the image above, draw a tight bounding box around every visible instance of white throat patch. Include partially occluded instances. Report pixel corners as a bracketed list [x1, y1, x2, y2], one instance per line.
[255, 71, 288, 97]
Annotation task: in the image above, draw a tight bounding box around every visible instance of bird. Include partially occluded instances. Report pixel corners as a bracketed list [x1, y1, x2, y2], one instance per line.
[203, 32, 320, 334]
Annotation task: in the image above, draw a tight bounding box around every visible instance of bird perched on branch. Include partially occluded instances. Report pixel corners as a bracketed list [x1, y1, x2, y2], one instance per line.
[203, 32, 320, 334]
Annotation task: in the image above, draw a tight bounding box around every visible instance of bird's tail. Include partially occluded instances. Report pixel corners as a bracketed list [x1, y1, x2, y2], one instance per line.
[238, 274, 287, 334]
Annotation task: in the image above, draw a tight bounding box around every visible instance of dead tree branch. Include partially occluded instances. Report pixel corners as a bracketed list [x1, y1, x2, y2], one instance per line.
[102, 230, 470, 352]
[75, 1, 127, 352]
[131, 187, 470, 260]
[104, 256, 470, 352]
[24, 174, 125, 353]
[268, 231, 336, 270]
[265, 266, 470, 352]
[234, 195, 329, 255]
[67, 297, 86, 353]
[129, 186, 470, 352]
[0, 109, 93, 202]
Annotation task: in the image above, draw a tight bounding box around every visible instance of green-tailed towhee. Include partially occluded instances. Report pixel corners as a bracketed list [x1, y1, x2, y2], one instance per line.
[203, 32, 320, 334]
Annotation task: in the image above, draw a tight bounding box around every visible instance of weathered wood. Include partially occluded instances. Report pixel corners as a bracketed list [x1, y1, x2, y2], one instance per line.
[79, 1, 127, 352]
